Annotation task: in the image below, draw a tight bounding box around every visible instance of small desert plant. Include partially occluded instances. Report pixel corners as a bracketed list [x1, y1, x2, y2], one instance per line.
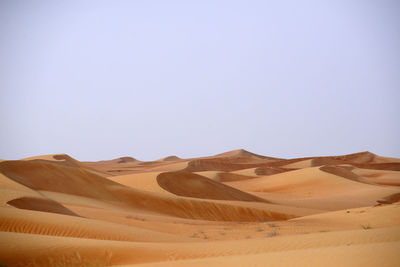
[266, 230, 278, 237]
[189, 233, 199, 238]
[255, 227, 264, 232]
[200, 232, 208, 239]
[193, 230, 209, 239]
[125, 215, 145, 221]
[361, 224, 371, 230]
[268, 223, 277, 227]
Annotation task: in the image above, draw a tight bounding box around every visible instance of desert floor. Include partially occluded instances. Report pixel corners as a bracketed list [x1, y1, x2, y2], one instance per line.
[0, 149, 399, 266]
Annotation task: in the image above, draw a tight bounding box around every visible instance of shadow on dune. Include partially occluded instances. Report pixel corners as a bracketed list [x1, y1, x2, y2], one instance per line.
[377, 192, 400, 204]
[7, 197, 79, 217]
[319, 166, 375, 185]
[157, 171, 269, 203]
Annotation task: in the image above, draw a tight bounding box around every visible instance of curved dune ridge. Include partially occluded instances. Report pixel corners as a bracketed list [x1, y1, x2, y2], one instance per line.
[156, 171, 269, 203]
[216, 172, 258, 182]
[108, 172, 173, 195]
[7, 197, 79, 217]
[378, 193, 400, 204]
[23, 154, 81, 168]
[23, 153, 79, 164]
[319, 165, 374, 184]
[223, 167, 379, 195]
[0, 160, 122, 201]
[23, 153, 113, 177]
[28, 153, 105, 173]
[254, 166, 294, 176]
[184, 157, 275, 172]
[0, 150, 399, 266]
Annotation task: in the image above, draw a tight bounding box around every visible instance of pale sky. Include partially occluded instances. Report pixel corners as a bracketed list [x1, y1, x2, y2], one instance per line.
[1, 0, 399, 161]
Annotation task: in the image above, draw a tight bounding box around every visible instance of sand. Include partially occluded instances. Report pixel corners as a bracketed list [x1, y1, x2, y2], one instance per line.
[0, 150, 399, 266]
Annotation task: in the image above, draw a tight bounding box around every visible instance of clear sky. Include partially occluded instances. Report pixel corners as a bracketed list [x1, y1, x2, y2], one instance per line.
[1, 0, 399, 161]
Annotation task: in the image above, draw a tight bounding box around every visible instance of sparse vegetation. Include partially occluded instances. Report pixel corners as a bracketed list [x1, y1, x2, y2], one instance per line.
[268, 223, 277, 227]
[125, 215, 146, 221]
[255, 227, 264, 232]
[200, 231, 209, 239]
[190, 231, 209, 239]
[361, 224, 371, 230]
[266, 230, 278, 237]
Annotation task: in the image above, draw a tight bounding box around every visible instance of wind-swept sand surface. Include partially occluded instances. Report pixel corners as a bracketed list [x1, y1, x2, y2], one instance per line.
[0, 150, 399, 266]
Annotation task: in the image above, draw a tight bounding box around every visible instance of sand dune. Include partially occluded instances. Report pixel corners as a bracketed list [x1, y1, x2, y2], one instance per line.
[0, 150, 399, 266]
[185, 158, 272, 172]
[213, 149, 279, 160]
[158, 155, 181, 162]
[319, 165, 374, 184]
[156, 171, 268, 202]
[352, 168, 400, 186]
[0, 160, 123, 201]
[224, 167, 381, 196]
[109, 172, 174, 195]
[216, 172, 258, 182]
[83, 159, 189, 175]
[225, 166, 399, 210]
[254, 166, 294, 176]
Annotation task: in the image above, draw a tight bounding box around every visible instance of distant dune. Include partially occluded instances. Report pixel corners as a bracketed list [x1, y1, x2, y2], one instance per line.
[0, 150, 399, 266]
[158, 155, 181, 162]
[214, 149, 279, 160]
